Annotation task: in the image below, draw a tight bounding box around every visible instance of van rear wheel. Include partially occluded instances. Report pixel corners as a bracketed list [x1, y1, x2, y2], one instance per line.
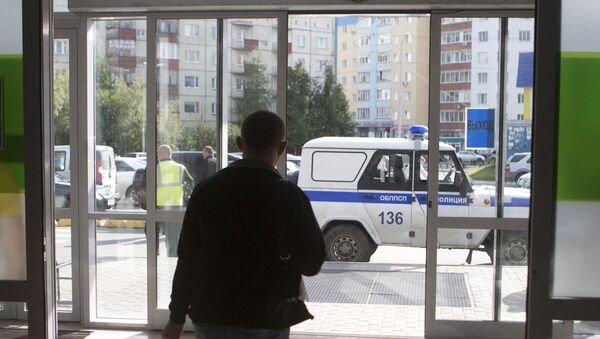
[324, 224, 375, 262]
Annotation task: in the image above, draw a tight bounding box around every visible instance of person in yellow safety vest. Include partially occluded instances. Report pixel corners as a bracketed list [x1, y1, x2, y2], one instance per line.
[157, 144, 194, 257]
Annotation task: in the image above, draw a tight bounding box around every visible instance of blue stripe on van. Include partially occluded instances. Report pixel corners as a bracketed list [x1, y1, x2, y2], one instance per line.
[415, 193, 468, 206]
[303, 191, 412, 204]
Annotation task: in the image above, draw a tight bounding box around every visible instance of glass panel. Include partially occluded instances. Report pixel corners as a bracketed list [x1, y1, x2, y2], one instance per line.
[438, 18, 500, 218]
[53, 38, 73, 312]
[224, 18, 278, 167]
[435, 228, 527, 321]
[0, 0, 26, 281]
[156, 19, 219, 212]
[552, 320, 600, 338]
[95, 219, 147, 320]
[287, 15, 430, 338]
[552, 0, 600, 298]
[155, 19, 219, 309]
[93, 19, 147, 212]
[502, 18, 534, 218]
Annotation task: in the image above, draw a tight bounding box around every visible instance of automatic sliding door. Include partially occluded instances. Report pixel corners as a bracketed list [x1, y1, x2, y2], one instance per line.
[426, 14, 534, 337]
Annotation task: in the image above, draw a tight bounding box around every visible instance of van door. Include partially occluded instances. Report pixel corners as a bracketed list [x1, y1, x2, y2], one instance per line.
[414, 150, 470, 247]
[357, 150, 413, 245]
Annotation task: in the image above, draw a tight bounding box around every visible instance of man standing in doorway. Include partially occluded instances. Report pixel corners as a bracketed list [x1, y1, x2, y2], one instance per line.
[157, 144, 194, 258]
[162, 111, 325, 339]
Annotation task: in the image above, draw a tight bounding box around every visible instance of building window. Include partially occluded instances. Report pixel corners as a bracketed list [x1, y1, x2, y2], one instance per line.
[184, 102, 199, 114]
[358, 90, 370, 101]
[184, 24, 200, 37]
[477, 93, 488, 105]
[357, 108, 370, 119]
[404, 111, 411, 120]
[159, 43, 179, 59]
[236, 78, 244, 90]
[184, 76, 199, 88]
[360, 35, 371, 46]
[404, 91, 411, 101]
[136, 29, 146, 39]
[441, 50, 471, 64]
[316, 37, 328, 49]
[259, 40, 269, 48]
[378, 34, 391, 44]
[185, 50, 201, 63]
[377, 71, 390, 82]
[440, 110, 465, 122]
[463, 30, 471, 42]
[405, 52, 412, 62]
[406, 17, 412, 24]
[441, 31, 461, 44]
[376, 89, 391, 100]
[441, 71, 471, 83]
[358, 72, 369, 83]
[517, 113, 525, 120]
[159, 21, 177, 33]
[54, 40, 68, 55]
[478, 52, 488, 63]
[376, 107, 390, 118]
[519, 30, 531, 41]
[297, 35, 305, 47]
[404, 72, 412, 82]
[359, 56, 370, 65]
[211, 77, 216, 89]
[318, 60, 327, 72]
[440, 91, 460, 103]
[404, 32, 412, 43]
[517, 93, 525, 103]
[211, 102, 216, 114]
[479, 31, 488, 42]
[377, 52, 390, 63]
[478, 72, 488, 84]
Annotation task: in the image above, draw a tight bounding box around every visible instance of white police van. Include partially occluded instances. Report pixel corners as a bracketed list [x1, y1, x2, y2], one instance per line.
[297, 126, 529, 265]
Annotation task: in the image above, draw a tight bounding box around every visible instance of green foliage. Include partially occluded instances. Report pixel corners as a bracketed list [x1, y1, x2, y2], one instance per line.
[286, 63, 355, 150]
[53, 69, 70, 146]
[95, 60, 145, 155]
[234, 61, 272, 121]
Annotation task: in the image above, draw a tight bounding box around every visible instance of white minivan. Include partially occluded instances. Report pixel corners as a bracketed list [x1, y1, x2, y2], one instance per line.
[54, 145, 119, 210]
[297, 130, 530, 265]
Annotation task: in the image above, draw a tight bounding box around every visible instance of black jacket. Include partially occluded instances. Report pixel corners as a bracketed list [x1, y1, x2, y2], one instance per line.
[168, 159, 325, 327]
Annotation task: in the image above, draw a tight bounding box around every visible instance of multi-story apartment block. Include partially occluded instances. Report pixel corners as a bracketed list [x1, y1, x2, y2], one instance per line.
[336, 16, 429, 138]
[289, 17, 335, 78]
[440, 18, 472, 151]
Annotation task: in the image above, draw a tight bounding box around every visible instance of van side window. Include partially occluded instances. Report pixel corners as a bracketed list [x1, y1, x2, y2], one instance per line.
[311, 151, 367, 182]
[54, 151, 66, 172]
[415, 151, 468, 193]
[358, 151, 412, 190]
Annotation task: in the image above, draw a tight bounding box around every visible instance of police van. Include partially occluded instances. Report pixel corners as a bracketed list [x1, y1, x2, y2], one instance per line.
[297, 126, 529, 265]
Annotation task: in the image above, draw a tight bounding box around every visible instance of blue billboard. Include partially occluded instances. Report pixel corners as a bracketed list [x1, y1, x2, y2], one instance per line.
[465, 108, 495, 149]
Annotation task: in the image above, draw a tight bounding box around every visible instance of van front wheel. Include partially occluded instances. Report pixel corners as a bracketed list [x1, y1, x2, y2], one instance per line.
[324, 224, 375, 262]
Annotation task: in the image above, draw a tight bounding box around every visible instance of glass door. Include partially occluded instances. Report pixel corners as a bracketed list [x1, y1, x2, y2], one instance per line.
[425, 13, 534, 337]
[53, 29, 81, 322]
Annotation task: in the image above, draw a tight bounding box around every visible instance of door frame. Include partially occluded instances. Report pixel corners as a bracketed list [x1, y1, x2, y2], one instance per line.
[425, 10, 533, 338]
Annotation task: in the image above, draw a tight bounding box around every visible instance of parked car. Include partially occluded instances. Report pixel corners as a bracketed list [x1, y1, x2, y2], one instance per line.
[115, 157, 146, 205]
[123, 152, 147, 159]
[505, 152, 531, 183]
[287, 154, 301, 168]
[456, 150, 485, 166]
[517, 172, 531, 189]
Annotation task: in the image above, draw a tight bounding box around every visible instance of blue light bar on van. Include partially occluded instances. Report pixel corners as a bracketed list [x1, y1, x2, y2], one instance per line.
[408, 125, 428, 140]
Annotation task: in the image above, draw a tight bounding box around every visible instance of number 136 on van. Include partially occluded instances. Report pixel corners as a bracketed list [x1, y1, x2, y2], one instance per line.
[378, 211, 404, 225]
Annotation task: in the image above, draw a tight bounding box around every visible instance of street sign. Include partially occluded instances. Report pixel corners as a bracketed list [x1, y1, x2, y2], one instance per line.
[465, 108, 495, 149]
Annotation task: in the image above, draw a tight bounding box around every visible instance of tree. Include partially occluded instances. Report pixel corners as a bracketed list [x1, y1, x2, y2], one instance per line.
[286, 62, 312, 152]
[308, 65, 355, 140]
[95, 60, 145, 155]
[53, 69, 70, 146]
[234, 60, 272, 121]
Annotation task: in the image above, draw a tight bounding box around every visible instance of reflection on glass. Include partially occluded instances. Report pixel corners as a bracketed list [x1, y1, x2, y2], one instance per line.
[95, 219, 147, 320]
[435, 229, 527, 321]
[156, 19, 219, 211]
[224, 18, 279, 170]
[502, 18, 535, 217]
[438, 18, 500, 218]
[93, 19, 147, 213]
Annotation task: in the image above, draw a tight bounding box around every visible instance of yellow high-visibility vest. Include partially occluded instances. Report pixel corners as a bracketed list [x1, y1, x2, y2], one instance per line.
[157, 159, 184, 207]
